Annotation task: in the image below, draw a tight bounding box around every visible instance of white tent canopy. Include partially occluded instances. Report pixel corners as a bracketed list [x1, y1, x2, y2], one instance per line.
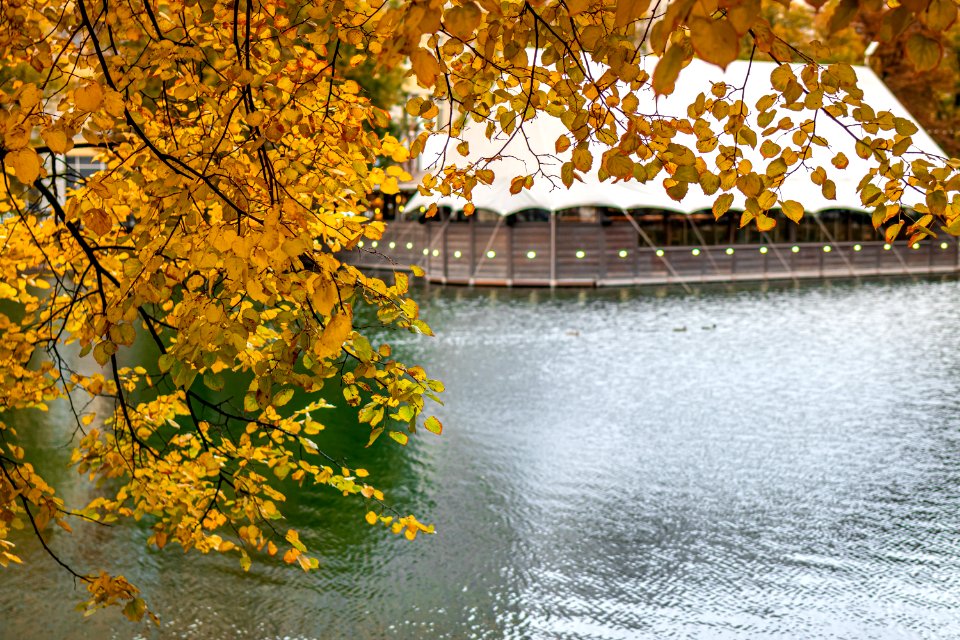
[407, 58, 945, 217]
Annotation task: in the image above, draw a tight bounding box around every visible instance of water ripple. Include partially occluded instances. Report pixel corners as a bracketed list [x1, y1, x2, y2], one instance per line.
[5, 280, 960, 638]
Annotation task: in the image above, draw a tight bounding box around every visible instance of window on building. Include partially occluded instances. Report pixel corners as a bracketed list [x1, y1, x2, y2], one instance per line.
[556, 207, 599, 223]
[51, 154, 105, 204]
[511, 208, 551, 223]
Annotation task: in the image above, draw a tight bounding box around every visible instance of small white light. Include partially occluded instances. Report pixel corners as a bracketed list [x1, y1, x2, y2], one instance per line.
[526, 250, 537, 259]
[942, 242, 949, 250]
[371, 241, 378, 248]
[655, 249, 664, 257]
[791, 246, 800, 253]
[912, 243, 920, 250]
[453, 250, 462, 259]
[618, 249, 628, 258]
[358, 240, 364, 248]
[823, 245, 832, 253]
[853, 244, 862, 251]
[422, 248, 429, 255]
[486, 250, 496, 259]
[575, 250, 586, 259]
[432, 249, 440, 257]
[388, 241, 396, 249]
[692, 248, 701, 256]
[883, 243, 891, 250]
[759, 246, 768, 254]
[406, 242, 413, 250]
[725, 247, 735, 255]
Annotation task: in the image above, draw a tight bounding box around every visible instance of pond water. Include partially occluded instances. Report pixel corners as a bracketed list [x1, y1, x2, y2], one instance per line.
[4, 278, 960, 639]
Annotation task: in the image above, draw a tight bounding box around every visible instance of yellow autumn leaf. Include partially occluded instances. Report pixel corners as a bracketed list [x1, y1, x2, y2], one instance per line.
[652, 43, 687, 96]
[18, 84, 41, 110]
[315, 313, 352, 359]
[572, 147, 593, 172]
[381, 176, 399, 195]
[905, 33, 942, 72]
[781, 200, 805, 223]
[424, 416, 443, 435]
[758, 190, 778, 210]
[83, 209, 113, 236]
[103, 89, 125, 117]
[245, 111, 267, 127]
[699, 172, 720, 195]
[822, 179, 837, 200]
[923, 0, 958, 31]
[41, 127, 70, 154]
[689, 17, 740, 69]
[75, 83, 104, 112]
[827, 0, 859, 34]
[444, 2, 481, 40]
[6, 147, 41, 184]
[756, 213, 776, 232]
[409, 49, 441, 85]
[615, 0, 650, 27]
[713, 193, 734, 219]
[311, 277, 337, 315]
[607, 154, 633, 179]
[885, 221, 904, 243]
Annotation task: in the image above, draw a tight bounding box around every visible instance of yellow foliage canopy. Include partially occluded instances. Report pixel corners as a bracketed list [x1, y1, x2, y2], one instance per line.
[0, 0, 957, 622]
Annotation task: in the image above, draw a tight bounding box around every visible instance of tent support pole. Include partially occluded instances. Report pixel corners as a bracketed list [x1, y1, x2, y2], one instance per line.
[812, 214, 859, 281]
[888, 243, 919, 281]
[684, 214, 724, 276]
[760, 232, 800, 286]
[622, 211, 694, 294]
[471, 215, 506, 283]
[416, 214, 454, 278]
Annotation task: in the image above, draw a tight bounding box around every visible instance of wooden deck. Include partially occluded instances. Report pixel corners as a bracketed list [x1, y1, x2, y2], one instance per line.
[344, 219, 960, 287]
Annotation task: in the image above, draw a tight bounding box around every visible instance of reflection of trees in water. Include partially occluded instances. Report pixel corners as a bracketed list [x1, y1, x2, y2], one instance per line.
[3, 314, 441, 637]
[4, 339, 157, 638]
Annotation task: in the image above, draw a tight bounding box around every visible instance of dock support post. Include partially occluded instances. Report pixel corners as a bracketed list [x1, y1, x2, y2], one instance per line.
[442, 217, 449, 282]
[469, 214, 476, 286]
[507, 222, 514, 286]
[598, 223, 607, 285]
[550, 213, 557, 288]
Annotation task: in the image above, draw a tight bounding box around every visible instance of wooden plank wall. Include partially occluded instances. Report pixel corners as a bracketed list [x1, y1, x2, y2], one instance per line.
[345, 220, 960, 286]
[511, 225, 552, 283]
